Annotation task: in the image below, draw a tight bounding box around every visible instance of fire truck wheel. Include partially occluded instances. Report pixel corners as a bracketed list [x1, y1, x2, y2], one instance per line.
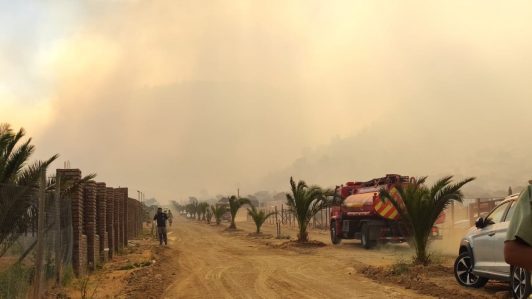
[330, 221, 341, 245]
[361, 224, 375, 249]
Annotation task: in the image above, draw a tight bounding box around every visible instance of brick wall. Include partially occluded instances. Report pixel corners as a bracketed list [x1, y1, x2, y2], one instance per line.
[114, 189, 122, 252]
[106, 187, 114, 259]
[57, 169, 145, 276]
[81, 235, 87, 274]
[94, 234, 101, 267]
[83, 181, 97, 271]
[57, 169, 84, 276]
[115, 188, 128, 248]
[96, 182, 107, 263]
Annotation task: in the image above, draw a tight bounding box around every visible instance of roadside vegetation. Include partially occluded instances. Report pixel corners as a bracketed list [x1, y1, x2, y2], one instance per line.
[247, 205, 276, 234]
[0, 123, 58, 255]
[228, 196, 250, 229]
[379, 176, 474, 265]
[286, 177, 332, 243]
[197, 202, 209, 221]
[211, 205, 226, 225]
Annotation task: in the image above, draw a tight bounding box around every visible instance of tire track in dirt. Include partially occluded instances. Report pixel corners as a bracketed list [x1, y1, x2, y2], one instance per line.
[163, 218, 431, 299]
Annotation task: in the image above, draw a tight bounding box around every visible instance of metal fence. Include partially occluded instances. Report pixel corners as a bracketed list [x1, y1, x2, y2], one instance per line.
[255, 204, 331, 230]
[0, 171, 73, 299]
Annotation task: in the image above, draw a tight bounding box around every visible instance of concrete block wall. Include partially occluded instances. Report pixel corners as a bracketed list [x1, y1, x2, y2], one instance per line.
[137, 201, 143, 237]
[127, 198, 136, 239]
[57, 169, 145, 276]
[96, 182, 107, 263]
[94, 235, 101, 267]
[83, 181, 97, 271]
[116, 188, 129, 248]
[114, 189, 122, 252]
[81, 235, 88, 275]
[57, 169, 85, 276]
[106, 187, 114, 259]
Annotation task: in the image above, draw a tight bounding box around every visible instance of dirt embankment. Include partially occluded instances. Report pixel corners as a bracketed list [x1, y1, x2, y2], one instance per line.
[360, 262, 510, 299]
[49, 232, 179, 299]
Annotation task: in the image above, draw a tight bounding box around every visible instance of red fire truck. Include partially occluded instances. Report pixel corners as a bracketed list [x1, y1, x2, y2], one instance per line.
[330, 174, 441, 249]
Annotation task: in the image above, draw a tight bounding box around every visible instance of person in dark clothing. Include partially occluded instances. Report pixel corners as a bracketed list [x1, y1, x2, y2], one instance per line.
[153, 208, 168, 245]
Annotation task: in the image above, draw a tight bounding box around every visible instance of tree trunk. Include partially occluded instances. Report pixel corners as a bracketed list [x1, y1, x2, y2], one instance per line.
[414, 234, 430, 265]
[298, 223, 308, 242]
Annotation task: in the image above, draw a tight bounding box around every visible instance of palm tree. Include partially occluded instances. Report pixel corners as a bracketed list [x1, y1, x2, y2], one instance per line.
[197, 202, 209, 221]
[211, 205, 226, 225]
[228, 196, 250, 229]
[0, 124, 58, 185]
[205, 208, 213, 224]
[286, 177, 332, 243]
[185, 203, 197, 218]
[379, 176, 475, 265]
[0, 124, 58, 256]
[247, 205, 276, 234]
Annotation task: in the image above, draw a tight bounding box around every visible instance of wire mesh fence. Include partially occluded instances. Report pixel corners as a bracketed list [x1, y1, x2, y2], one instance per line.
[0, 164, 147, 299]
[253, 204, 331, 230]
[0, 172, 73, 299]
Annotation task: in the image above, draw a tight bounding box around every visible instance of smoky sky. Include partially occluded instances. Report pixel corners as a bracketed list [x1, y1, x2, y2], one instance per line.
[3, 1, 532, 202]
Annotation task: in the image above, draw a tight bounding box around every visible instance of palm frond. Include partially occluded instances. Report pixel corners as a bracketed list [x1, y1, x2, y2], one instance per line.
[247, 205, 276, 233]
[285, 177, 330, 242]
[380, 176, 474, 264]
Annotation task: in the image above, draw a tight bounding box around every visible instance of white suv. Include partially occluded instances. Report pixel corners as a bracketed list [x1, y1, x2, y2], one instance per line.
[454, 194, 531, 299]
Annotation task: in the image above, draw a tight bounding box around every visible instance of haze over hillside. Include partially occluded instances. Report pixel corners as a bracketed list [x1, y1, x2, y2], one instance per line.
[2, 1, 532, 202]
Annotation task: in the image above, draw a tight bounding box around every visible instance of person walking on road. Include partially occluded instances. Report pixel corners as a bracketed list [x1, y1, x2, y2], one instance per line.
[167, 210, 174, 227]
[153, 207, 169, 246]
[504, 181, 532, 271]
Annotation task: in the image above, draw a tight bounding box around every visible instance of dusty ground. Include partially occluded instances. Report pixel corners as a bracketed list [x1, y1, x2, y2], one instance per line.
[49, 230, 178, 299]
[54, 213, 513, 299]
[164, 217, 429, 299]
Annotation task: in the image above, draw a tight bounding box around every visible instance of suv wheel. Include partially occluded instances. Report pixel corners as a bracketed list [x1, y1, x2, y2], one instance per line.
[454, 251, 488, 288]
[511, 266, 531, 299]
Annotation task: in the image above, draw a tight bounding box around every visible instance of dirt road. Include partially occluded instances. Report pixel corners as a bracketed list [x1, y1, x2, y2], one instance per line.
[163, 218, 430, 299]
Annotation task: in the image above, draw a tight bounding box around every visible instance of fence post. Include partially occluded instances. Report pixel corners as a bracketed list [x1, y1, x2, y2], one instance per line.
[320, 209, 323, 229]
[33, 170, 46, 298]
[288, 210, 291, 226]
[54, 174, 62, 285]
[275, 206, 279, 238]
[325, 207, 328, 228]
